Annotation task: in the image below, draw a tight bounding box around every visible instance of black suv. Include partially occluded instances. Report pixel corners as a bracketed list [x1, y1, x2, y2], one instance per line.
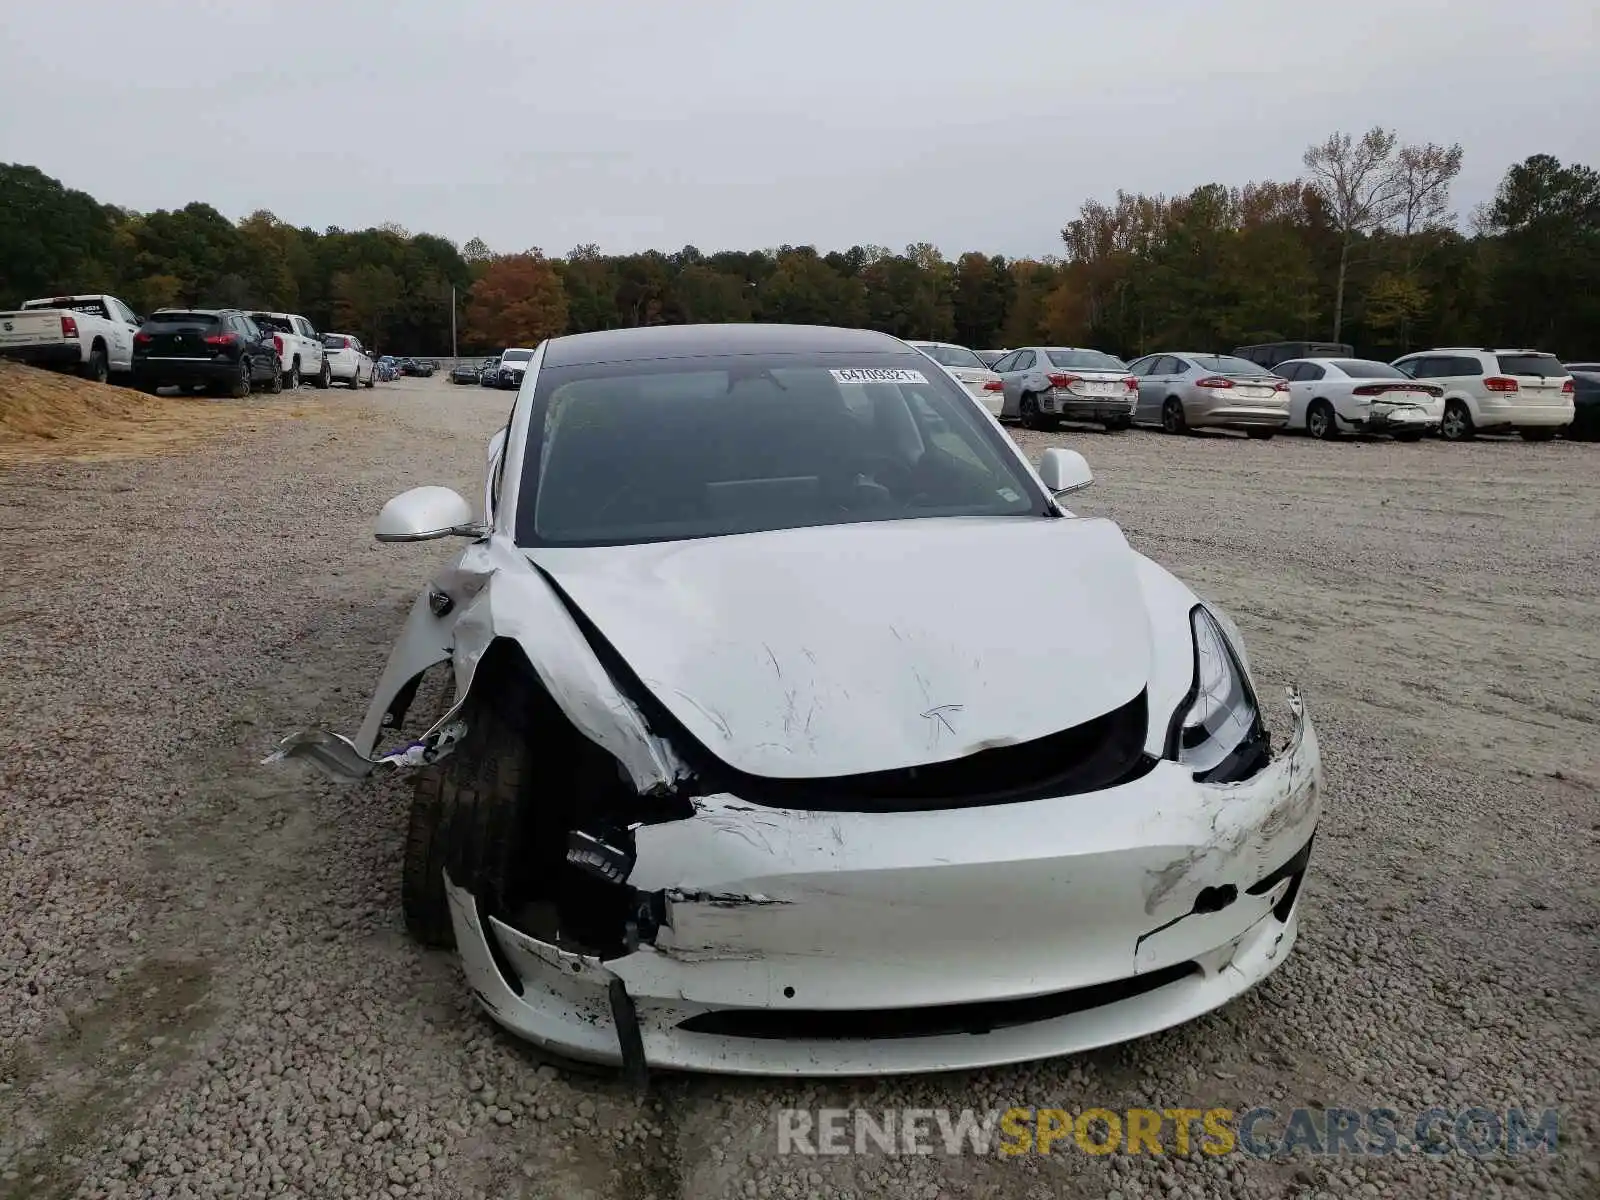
[133, 309, 282, 396]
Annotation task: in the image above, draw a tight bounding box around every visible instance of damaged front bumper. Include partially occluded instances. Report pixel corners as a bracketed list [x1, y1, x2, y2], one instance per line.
[448, 690, 1322, 1076]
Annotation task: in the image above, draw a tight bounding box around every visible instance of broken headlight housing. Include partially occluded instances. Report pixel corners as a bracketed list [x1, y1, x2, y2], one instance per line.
[1169, 606, 1270, 782]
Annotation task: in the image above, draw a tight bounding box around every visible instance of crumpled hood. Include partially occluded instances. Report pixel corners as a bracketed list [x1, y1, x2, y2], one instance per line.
[528, 516, 1152, 779]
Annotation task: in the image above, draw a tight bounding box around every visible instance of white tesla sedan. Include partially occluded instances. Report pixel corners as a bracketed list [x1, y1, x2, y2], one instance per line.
[272, 324, 1322, 1078]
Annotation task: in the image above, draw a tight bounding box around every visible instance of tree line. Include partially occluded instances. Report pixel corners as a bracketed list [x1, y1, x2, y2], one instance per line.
[2, 129, 1595, 361]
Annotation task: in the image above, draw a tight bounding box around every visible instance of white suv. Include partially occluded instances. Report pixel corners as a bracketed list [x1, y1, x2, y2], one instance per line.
[1391, 349, 1574, 441]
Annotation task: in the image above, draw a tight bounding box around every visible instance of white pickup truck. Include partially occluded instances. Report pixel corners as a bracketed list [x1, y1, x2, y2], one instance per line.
[248, 311, 330, 389]
[0, 294, 143, 383]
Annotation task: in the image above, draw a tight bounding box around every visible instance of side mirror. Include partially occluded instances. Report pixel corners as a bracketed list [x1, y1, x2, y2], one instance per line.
[374, 486, 484, 542]
[1038, 447, 1093, 496]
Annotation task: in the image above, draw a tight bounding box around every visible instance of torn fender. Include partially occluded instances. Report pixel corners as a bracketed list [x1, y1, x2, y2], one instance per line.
[267, 535, 685, 793]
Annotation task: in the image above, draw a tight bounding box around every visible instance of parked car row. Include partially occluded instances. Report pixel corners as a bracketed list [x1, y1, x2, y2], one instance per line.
[910, 339, 1589, 443]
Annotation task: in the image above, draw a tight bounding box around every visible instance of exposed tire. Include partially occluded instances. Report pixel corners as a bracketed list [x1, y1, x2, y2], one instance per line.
[402, 674, 529, 949]
[1245, 428, 1275, 440]
[1162, 396, 1188, 435]
[347, 369, 362, 389]
[1441, 400, 1475, 441]
[1306, 399, 1337, 440]
[1019, 392, 1043, 431]
[362, 370, 375, 388]
[285, 360, 301, 390]
[84, 344, 110, 385]
[230, 357, 252, 399]
[313, 359, 331, 389]
[1519, 427, 1556, 442]
[266, 361, 283, 394]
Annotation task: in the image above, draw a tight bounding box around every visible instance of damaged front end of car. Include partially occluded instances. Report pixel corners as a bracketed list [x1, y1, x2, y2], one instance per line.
[269, 532, 1322, 1078]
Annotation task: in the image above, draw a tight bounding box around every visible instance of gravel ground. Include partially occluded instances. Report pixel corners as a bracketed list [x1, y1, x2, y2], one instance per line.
[1, 379, 1596, 1199]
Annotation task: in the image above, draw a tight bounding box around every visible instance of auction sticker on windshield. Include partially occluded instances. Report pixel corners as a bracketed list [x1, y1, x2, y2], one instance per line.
[830, 368, 928, 385]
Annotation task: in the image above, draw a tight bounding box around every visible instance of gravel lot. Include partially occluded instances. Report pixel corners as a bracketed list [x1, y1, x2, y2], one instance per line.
[2, 377, 1596, 1199]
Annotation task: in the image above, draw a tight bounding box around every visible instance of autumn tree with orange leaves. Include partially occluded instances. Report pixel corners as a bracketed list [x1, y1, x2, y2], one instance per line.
[463, 253, 569, 350]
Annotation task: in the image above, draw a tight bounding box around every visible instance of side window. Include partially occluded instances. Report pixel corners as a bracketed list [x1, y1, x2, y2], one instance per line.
[1275, 362, 1301, 381]
[1300, 364, 1325, 382]
[1394, 358, 1420, 378]
[1014, 350, 1036, 371]
[1127, 357, 1152, 376]
[1152, 356, 1181, 376]
[991, 352, 1017, 373]
[1450, 356, 1482, 377]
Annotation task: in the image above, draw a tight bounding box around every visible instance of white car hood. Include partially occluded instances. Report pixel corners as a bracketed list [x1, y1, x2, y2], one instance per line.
[527, 516, 1152, 779]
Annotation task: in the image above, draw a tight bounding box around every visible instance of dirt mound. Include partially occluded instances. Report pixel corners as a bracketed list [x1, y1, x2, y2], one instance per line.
[0, 361, 318, 463]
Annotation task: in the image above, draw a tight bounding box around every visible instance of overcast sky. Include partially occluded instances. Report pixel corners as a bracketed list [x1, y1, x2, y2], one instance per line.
[2, 0, 1596, 259]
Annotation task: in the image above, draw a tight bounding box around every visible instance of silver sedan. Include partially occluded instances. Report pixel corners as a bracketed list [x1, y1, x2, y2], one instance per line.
[1127, 353, 1291, 438]
[990, 346, 1137, 431]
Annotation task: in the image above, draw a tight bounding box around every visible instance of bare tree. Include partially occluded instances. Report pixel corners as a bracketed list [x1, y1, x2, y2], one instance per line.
[1302, 127, 1404, 341]
[1394, 142, 1465, 239]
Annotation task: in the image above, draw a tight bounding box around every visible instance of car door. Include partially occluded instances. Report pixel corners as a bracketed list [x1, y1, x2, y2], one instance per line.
[1276, 361, 1308, 427]
[1126, 356, 1157, 422]
[1002, 349, 1038, 412]
[989, 351, 1020, 417]
[107, 298, 138, 368]
[297, 319, 322, 372]
[1141, 356, 1179, 417]
[236, 315, 268, 380]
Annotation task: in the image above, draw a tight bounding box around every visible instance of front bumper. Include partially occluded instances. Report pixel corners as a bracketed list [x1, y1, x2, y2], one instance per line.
[449, 691, 1322, 1076]
[0, 342, 83, 370]
[1042, 390, 1136, 422]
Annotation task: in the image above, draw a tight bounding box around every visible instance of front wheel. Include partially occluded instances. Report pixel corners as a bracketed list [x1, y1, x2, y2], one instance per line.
[313, 360, 331, 389]
[402, 677, 529, 949]
[1441, 400, 1475, 441]
[1519, 428, 1557, 442]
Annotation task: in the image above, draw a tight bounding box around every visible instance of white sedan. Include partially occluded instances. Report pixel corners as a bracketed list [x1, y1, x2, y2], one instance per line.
[1276, 357, 1443, 440]
[272, 324, 1322, 1078]
[322, 333, 375, 389]
[905, 340, 1004, 414]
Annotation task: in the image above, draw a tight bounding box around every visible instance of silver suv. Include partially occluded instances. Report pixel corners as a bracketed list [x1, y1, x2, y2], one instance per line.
[1390, 349, 1574, 441]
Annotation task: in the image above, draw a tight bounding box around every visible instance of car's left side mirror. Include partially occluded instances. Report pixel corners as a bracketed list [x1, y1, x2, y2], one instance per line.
[374, 486, 485, 542]
[1038, 447, 1093, 496]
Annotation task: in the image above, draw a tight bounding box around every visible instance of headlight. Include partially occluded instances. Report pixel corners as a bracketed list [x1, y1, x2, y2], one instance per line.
[1169, 606, 1269, 781]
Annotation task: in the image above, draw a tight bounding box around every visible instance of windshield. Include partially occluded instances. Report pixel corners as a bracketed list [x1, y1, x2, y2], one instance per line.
[1496, 353, 1565, 377]
[148, 312, 220, 328]
[24, 298, 109, 318]
[502, 349, 534, 362]
[1047, 349, 1127, 371]
[1333, 360, 1406, 379]
[251, 314, 293, 333]
[516, 353, 1047, 547]
[1192, 355, 1272, 375]
[914, 343, 987, 370]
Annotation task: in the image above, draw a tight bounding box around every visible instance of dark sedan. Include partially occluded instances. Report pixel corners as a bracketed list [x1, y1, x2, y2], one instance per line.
[449, 362, 480, 384]
[400, 358, 436, 378]
[132, 310, 282, 397]
[1565, 363, 1600, 440]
